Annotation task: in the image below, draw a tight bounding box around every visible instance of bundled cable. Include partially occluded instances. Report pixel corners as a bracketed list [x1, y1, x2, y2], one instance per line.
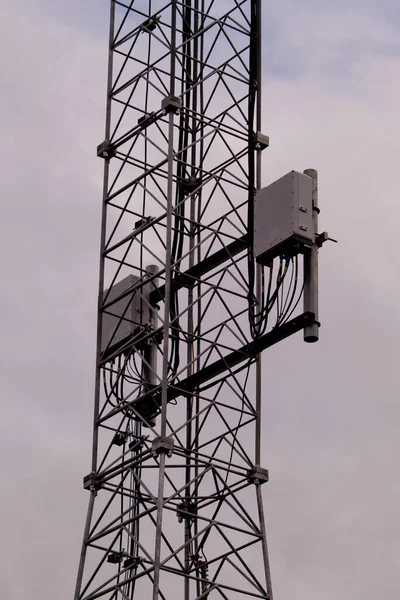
[167, 1, 195, 378]
[246, 4, 304, 337]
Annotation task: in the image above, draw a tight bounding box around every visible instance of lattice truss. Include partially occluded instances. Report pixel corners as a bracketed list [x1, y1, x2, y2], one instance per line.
[74, 1, 306, 599]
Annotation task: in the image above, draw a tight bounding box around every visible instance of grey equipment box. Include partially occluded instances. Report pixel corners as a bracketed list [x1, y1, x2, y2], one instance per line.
[254, 170, 314, 265]
[101, 274, 149, 356]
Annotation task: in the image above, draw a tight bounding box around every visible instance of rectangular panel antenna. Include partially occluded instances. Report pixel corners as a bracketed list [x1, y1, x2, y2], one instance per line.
[101, 275, 149, 356]
[254, 170, 314, 264]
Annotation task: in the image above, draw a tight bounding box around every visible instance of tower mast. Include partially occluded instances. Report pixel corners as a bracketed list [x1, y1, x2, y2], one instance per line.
[74, 2, 323, 599]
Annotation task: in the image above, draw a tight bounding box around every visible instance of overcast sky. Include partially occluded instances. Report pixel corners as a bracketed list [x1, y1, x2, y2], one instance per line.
[1, 1, 400, 598]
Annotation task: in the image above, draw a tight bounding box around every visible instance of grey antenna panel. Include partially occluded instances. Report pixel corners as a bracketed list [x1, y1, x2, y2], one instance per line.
[254, 170, 314, 264]
[101, 274, 148, 356]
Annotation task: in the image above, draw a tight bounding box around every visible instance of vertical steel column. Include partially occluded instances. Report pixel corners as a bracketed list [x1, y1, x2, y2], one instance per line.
[152, 2, 178, 599]
[254, 0, 263, 467]
[73, 3, 115, 598]
[184, 4, 199, 599]
[254, 1, 274, 597]
[92, 0, 115, 475]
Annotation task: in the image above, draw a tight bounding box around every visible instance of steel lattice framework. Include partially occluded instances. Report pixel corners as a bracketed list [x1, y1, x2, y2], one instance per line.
[74, 2, 316, 600]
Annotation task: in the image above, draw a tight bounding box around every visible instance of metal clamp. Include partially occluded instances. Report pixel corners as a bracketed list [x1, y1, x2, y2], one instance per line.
[83, 471, 103, 492]
[316, 231, 337, 248]
[140, 16, 160, 33]
[97, 140, 115, 159]
[247, 465, 269, 485]
[161, 95, 182, 114]
[254, 131, 270, 150]
[152, 435, 174, 457]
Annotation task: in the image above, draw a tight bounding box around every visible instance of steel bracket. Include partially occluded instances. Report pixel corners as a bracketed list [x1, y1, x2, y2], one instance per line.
[254, 131, 270, 150]
[152, 435, 174, 456]
[107, 551, 123, 564]
[137, 112, 157, 128]
[247, 466, 269, 485]
[123, 556, 142, 569]
[97, 140, 115, 159]
[182, 176, 202, 195]
[140, 16, 160, 33]
[316, 231, 337, 248]
[176, 501, 198, 523]
[174, 271, 195, 289]
[161, 95, 182, 114]
[112, 431, 128, 447]
[83, 471, 103, 491]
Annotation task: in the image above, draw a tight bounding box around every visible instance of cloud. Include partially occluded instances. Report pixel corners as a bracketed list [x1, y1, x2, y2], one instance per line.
[263, 0, 400, 80]
[1, 1, 399, 599]
[0, 5, 107, 599]
[257, 3, 400, 598]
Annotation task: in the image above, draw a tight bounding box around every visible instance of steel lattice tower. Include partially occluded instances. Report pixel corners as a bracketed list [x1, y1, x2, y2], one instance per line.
[74, 2, 320, 599]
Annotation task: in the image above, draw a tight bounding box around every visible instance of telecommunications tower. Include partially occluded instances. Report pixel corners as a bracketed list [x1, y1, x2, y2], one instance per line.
[74, 2, 331, 599]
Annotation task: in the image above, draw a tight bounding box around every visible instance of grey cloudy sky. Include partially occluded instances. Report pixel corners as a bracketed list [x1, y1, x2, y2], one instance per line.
[1, 0, 399, 598]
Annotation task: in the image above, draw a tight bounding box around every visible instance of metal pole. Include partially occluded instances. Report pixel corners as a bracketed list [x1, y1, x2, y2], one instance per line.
[184, 4, 200, 597]
[255, 0, 263, 467]
[92, 0, 115, 473]
[153, 3, 177, 598]
[256, 484, 274, 600]
[73, 492, 96, 600]
[254, 1, 274, 597]
[159, 1, 177, 441]
[303, 168, 319, 343]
